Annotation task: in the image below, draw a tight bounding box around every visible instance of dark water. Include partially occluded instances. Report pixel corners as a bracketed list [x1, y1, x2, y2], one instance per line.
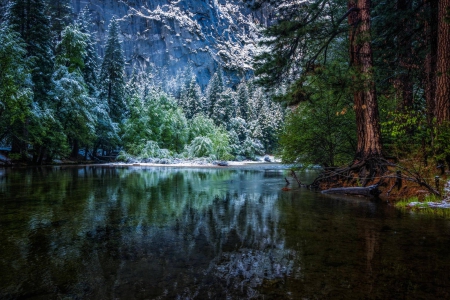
[1, 166, 450, 299]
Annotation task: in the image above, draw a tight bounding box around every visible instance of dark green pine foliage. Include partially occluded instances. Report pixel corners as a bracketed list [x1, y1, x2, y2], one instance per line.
[48, 0, 72, 42]
[212, 88, 236, 129]
[180, 76, 203, 119]
[0, 21, 33, 143]
[77, 6, 119, 152]
[236, 81, 250, 120]
[99, 17, 126, 123]
[205, 70, 224, 117]
[52, 24, 97, 158]
[76, 5, 99, 95]
[254, 0, 347, 101]
[7, 0, 53, 106]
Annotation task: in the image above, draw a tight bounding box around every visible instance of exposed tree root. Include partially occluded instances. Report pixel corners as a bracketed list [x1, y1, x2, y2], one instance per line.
[307, 157, 440, 198]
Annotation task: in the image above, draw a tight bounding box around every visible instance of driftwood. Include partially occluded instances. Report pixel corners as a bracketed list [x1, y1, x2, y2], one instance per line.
[321, 184, 381, 197]
[291, 170, 302, 187]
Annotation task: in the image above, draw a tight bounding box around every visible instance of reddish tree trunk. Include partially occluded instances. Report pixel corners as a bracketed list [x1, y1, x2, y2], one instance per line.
[424, 0, 438, 127]
[435, 0, 450, 124]
[348, 0, 383, 161]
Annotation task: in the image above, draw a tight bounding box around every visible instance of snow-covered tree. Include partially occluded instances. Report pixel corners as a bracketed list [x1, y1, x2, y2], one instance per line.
[99, 17, 126, 123]
[7, 0, 53, 106]
[6, 0, 54, 157]
[205, 70, 224, 117]
[0, 21, 33, 144]
[52, 24, 96, 158]
[48, 0, 72, 42]
[77, 7, 119, 155]
[236, 81, 250, 120]
[76, 6, 99, 95]
[211, 88, 236, 129]
[180, 76, 203, 119]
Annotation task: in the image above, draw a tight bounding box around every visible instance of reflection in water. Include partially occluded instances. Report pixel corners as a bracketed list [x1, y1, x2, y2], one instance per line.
[1, 166, 450, 299]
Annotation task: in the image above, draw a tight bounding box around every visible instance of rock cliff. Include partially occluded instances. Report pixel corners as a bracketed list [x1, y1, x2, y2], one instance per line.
[72, 0, 274, 89]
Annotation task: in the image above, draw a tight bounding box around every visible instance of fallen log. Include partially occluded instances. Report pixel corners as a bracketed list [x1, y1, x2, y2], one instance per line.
[321, 184, 381, 197]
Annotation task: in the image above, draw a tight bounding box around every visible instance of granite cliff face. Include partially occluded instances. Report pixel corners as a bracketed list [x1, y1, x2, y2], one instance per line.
[71, 0, 274, 89]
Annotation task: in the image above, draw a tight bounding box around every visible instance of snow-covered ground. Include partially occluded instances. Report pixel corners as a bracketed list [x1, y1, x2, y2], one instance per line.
[112, 155, 283, 168]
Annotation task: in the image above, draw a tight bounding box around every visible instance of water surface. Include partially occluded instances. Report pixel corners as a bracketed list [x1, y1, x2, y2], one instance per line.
[1, 166, 449, 299]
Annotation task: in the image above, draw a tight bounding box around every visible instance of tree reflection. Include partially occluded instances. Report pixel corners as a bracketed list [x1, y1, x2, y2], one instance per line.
[1, 167, 450, 299]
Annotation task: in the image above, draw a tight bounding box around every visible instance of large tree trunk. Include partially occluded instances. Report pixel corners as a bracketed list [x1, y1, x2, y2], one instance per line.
[70, 139, 79, 160]
[435, 0, 450, 124]
[348, 0, 383, 161]
[424, 0, 438, 127]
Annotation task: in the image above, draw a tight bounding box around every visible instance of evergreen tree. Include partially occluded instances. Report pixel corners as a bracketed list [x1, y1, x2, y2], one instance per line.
[7, 0, 53, 106]
[205, 70, 224, 117]
[236, 81, 250, 120]
[211, 88, 236, 129]
[0, 21, 33, 143]
[6, 0, 54, 157]
[76, 5, 99, 95]
[99, 17, 126, 123]
[48, 0, 72, 42]
[180, 76, 203, 119]
[76, 6, 118, 155]
[52, 24, 96, 158]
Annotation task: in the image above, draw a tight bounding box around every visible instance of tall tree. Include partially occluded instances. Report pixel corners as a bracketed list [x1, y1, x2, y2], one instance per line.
[6, 0, 54, 157]
[348, 0, 382, 160]
[434, 0, 450, 124]
[205, 70, 224, 117]
[254, 0, 382, 161]
[0, 21, 33, 143]
[7, 0, 53, 106]
[52, 24, 96, 159]
[99, 17, 126, 123]
[48, 0, 72, 42]
[180, 76, 203, 119]
[424, 0, 438, 127]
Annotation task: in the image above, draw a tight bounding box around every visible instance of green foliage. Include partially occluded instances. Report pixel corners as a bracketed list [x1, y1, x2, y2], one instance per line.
[279, 62, 356, 167]
[0, 22, 32, 139]
[7, 0, 54, 105]
[179, 76, 203, 119]
[187, 114, 232, 160]
[188, 137, 213, 158]
[381, 108, 429, 155]
[434, 122, 450, 163]
[55, 24, 87, 72]
[122, 88, 188, 156]
[254, 0, 348, 89]
[99, 17, 126, 123]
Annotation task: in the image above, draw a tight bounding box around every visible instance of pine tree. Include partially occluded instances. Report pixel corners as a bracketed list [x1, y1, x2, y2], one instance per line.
[0, 21, 33, 143]
[76, 5, 99, 95]
[99, 17, 126, 123]
[7, 0, 53, 106]
[236, 81, 250, 120]
[52, 24, 96, 159]
[205, 70, 224, 117]
[211, 88, 236, 129]
[6, 0, 54, 157]
[181, 76, 204, 119]
[48, 0, 72, 42]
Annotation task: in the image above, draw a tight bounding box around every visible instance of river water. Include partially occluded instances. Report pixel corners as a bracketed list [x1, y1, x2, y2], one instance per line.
[0, 166, 449, 299]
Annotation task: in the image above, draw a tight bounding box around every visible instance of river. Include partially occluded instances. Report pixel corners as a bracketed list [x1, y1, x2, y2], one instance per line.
[0, 166, 449, 299]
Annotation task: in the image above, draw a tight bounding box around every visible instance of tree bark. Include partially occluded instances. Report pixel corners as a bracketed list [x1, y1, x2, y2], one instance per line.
[70, 139, 79, 160]
[435, 0, 450, 124]
[348, 0, 383, 160]
[424, 0, 438, 127]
